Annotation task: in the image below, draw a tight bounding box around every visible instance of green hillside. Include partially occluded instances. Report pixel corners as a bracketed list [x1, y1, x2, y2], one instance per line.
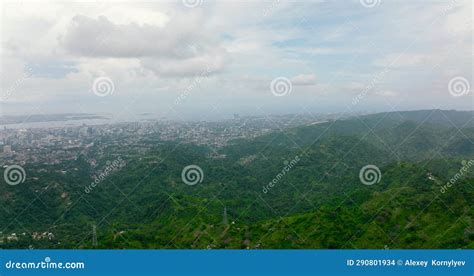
[1, 110, 473, 249]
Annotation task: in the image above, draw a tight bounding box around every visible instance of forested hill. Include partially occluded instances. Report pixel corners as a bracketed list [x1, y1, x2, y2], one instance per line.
[1, 109, 473, 249]
[224, 109, 474, 161]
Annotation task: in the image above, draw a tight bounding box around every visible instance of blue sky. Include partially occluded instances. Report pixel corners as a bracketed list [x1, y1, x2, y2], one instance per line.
[0, 0, 472, 120]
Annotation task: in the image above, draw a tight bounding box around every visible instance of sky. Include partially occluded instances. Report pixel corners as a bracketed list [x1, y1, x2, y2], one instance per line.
[0, 0, 472, 121]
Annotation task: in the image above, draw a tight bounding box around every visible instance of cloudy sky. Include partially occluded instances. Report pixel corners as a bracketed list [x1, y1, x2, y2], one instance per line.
[0, 0, 472, 120]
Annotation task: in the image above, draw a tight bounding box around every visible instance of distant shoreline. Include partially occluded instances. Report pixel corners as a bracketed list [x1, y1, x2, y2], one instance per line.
[0, 113, 108, 125]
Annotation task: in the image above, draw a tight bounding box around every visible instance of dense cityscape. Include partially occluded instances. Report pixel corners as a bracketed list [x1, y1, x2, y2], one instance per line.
[0, 112, 351, 167]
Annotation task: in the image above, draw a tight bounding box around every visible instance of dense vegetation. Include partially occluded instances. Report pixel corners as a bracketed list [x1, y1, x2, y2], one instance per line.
[1, 109, 473, 249]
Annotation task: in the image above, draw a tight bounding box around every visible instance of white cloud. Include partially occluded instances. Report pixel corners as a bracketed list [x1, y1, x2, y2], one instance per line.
[291, 74, 317, 86]
[0, 0, 472, 116]
[374, 53, 433, 68]
[59, 12, 229, 77]
[374, 90, 397, 97]
[61, 14, 199, 58]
